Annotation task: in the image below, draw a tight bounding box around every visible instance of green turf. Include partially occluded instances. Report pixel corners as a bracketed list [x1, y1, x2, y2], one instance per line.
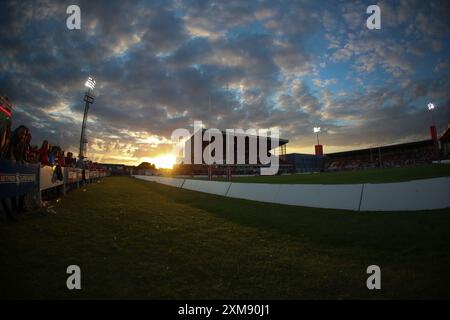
[186, 164, 450, 184]
[1, 176, 450, 299]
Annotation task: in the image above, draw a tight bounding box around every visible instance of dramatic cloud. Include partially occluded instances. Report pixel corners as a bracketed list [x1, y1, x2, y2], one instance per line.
[1, 0, 449, 165]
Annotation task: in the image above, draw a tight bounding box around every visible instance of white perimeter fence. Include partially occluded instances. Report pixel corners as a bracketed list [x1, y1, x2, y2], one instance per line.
[132, 175, 450, 212]
[37, 167, 108, 205]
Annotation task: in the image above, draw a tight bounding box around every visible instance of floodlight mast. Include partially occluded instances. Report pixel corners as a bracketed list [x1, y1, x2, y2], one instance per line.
[427, 102, 435, 126]
[314, 127, 321, 145]
[78, 77, 96, 161]
[427, 102, 439, 160]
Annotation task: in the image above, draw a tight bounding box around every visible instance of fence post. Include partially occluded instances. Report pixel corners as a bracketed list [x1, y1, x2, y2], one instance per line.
[35, 164, 41, 207]
[63, 167, 67, 196]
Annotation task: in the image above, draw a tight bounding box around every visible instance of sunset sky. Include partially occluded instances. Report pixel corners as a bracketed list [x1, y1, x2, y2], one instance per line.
[1, 0, 449, 168]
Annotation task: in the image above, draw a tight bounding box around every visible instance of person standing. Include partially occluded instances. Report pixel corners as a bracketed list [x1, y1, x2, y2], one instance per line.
[37, 140, 50, 166]
[4, 125, 29, 214]
[0, 97, 14, 222]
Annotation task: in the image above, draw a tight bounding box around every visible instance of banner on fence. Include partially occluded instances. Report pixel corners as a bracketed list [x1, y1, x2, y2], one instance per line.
[1, 159, 108, 200]
[66, 168, 81, 183]
[0, 160, 38, 197]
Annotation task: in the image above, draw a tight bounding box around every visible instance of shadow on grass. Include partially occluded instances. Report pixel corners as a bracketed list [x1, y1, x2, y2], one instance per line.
[135, 178, 450, 255]
[2, 176, 450, 299]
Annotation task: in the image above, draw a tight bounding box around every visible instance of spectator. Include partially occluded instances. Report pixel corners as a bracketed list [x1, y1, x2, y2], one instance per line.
[65, 152, 75, 167]
[53, 147, 64, 181]
[58, 149, 66, 167]
[0, 121, 11, 158]
[37, 140, 50, 165]
[4, 125, 29, 214]
[0, 109, 14, 222]
[24, 131, 37, 163]
[47, 143, 52, 162]
[48, 145, 58, 165]
[4, 125, 28, 163]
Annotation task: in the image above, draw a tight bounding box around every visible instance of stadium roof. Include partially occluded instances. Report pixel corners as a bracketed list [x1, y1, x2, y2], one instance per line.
[188, 128, 289, 148]
[440, 124, 450, 143]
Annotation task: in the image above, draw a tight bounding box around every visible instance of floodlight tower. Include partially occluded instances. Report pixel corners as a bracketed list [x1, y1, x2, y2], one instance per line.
[314, 127, 323, 156]
[78, 77, 96, 161]
[427, 102, 437, 139]
[427, 102, 439, 159]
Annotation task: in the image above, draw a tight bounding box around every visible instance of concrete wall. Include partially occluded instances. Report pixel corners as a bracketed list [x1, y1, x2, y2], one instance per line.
[132, 175, 450, 212]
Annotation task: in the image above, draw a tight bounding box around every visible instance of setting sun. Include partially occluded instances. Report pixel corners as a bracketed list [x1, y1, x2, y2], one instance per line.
[142, 154, 176, 169]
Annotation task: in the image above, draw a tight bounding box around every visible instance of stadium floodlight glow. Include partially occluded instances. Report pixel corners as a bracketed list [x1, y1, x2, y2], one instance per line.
[313, 127, 321, 133]
[84, 77, 96, 90]
[79, 77, 96, 161]
[427, 102, 435, 110]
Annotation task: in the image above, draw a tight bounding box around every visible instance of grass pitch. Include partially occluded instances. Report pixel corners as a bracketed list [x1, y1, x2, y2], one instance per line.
[1, 176, 450, 299]
[188, 164, 450, 184]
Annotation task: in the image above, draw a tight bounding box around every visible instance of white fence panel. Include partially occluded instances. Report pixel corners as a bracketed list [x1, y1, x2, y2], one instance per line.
[154, 177, 185, 188]
[277, 184, 363, 211]
[133, 175, 450, 212]
[40, 166, 63, 191]
[360, 177, 450, 211]
[133, 175, 185, 188]
[133, 175, 157, 182]
[182, 180, 231, 196]
[226, 183, 280, 203]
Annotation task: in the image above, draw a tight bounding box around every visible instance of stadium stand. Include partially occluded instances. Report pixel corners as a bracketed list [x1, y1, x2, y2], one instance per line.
[325, 140, 438, 171]
[173, 129, 293, 176]
[440, 123, 450, 160]
[285, 153, 325, 173]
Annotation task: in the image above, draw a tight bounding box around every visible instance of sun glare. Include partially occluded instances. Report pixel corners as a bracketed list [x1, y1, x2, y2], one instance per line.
[142, 154, 176, 169]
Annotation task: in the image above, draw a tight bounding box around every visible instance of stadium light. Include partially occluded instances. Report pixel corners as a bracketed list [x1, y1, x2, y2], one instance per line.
[79, 77, 96, 161]
[313, 126, 321, 146]
[426, 101, 439, 159]
[427, 102, 436, 126]
[84, 77, 96, 90]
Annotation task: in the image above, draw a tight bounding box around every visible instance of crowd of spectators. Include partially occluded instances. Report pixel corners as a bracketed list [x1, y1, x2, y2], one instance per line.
[1, 126, 77, 167]
[0, 124, 100, 169]
[1, 95, 103, 222]
[1, 97, 102, 169]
